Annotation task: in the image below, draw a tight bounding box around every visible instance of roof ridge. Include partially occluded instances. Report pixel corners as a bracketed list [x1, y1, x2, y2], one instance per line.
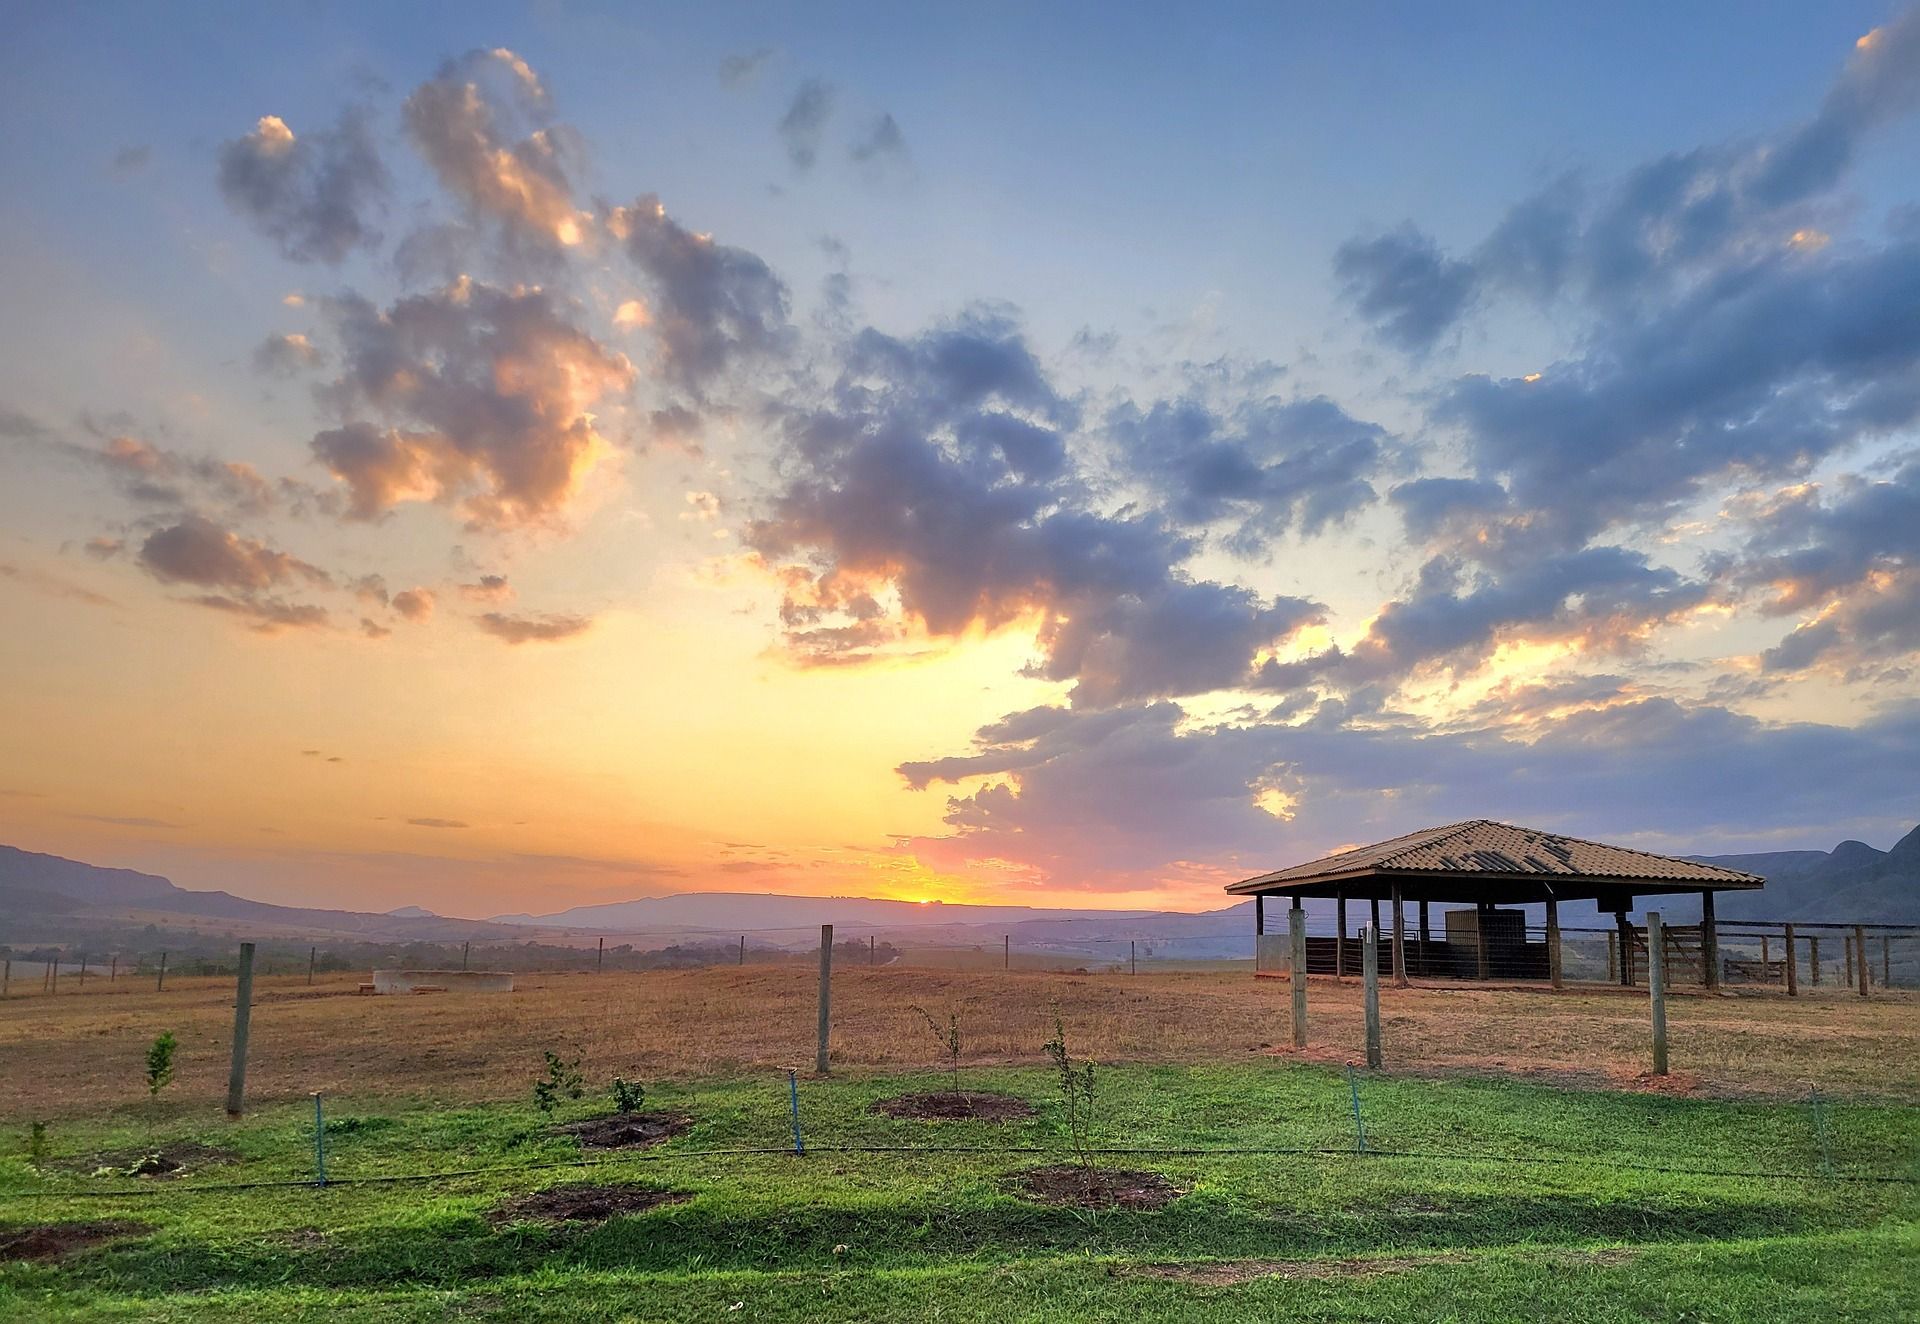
[1471, 819, 1760, 881]
[1374, 819, 1490, 867]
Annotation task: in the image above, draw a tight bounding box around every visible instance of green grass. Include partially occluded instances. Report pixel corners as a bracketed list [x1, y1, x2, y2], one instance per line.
[2, 1062, 1915, 1321]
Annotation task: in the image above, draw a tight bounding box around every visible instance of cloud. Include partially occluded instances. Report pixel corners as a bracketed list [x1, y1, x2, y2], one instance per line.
[1107, 393, 1390, 547]
[407, 817, 469, 829]
[138, 516, 329, 592]
[87, 435, 277, 516]
[188, 593, 330, 633]
[458, 573, 513, 601]
[1334, 9, 1920, 350]
[897, 695, 1920, 891]
[252, 332, 324, 376]
[110, 144, 150, 177]
[217, 108, 387, 264]
[778, 79, 836, 171]
[718, 48, 777, 88]
[70, 813, 183, 829]
[607, 196, 792, 391]
[850, 113, 909, 172]
[311, 278, 635, 526]
[747, 310, 1327, 704]
[1333, 225, 1478, 353]
[391, 587, 435, 621]
[475, 610, 594, 643]
[0, 563, 116, 608]
[402, 48, 588, 249]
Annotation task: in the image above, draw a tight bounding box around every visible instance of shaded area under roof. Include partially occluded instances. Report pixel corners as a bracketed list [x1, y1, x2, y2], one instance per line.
[1227, 819, 1764, 905]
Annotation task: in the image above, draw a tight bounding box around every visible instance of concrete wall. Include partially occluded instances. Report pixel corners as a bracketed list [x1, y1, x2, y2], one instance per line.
[370, 969, 513, 994]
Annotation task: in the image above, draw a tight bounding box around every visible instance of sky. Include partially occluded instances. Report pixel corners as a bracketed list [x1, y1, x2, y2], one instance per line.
[1, 2, 1917, 918]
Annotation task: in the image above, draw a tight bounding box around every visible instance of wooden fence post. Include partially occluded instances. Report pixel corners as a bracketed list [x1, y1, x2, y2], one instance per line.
[1784, 924, 1798, 996]
[307, 946, 316, 986]
[1288, 905, 1307, 1049]
[738, 936, 746, 966]
[226, 942, 256, 1116]
[110, 955, 117, 984]
[1855, 926, 1870, 998]
[1362, 925, 1382, 1069]
[1003, 935, 1009, 970]
[1606, 931, 1618, 983]
[1335, 893, 1346, 980]
[1883, 937, 1892, 989]
[1647, 912, 1668, 1077]
[157, 951, 167, 991]
[815, 924, 833, 1075]
[1809, 935, 1820, 985]
[1130, 940, 1137, 976]
[1546, 898, 1563, 990]
[462, 941, 470, 972]
[596, 936, 604, 973]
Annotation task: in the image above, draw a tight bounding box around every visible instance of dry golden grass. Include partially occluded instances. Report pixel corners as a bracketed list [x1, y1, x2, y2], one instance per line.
[1, 964, 1914, 1119]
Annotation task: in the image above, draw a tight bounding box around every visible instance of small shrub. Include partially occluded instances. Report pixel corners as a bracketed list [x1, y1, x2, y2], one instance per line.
[610, 1076, 646, 1113]
[910, 1005, 963, 1096]
[27, 1121, 48, 1164]
[1042, 1014, 1098, 1174]
[145, 1032, 177, 1100]
[533, 1050, 585, 1116]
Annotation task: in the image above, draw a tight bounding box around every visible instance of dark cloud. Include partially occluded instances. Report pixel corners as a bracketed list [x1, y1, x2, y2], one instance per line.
[110, 144, 151, 177]
[138, 516, 329, 592]
[391, 587, 435, 621]
[778, 79, 836, 171]
[1108, 393, 1390, 547]
[87, 434, 277, 516]
[748, 311, 1326, 705]
[252, 332, 323, 376]
[458, 573, 512, 602]
[1333, 225, 1478, 353]
[475, 610, 594, 643]
[1334, 9, 1920, 349]
[188, 593, 330, 633]
[407, 817, 469, 829]
[608, 196, 792, 391]
[311, 278, 634, 526]
[217, 107, 387, 264]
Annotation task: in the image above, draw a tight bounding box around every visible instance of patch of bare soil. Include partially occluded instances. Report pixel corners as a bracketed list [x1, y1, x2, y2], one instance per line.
[65, 1141, 239, 1179]
[1017, 1164, 1181, 1209]
[0, 1220, 148, 1262]
[1135, 1253, 1467, 1284]
[872, 1091, 1035, 1122]
[552, 1111, 691, 1150]
[489, 1183, 688, 1225]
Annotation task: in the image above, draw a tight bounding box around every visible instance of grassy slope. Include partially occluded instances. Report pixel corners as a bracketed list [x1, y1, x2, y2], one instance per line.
[2, 1062, 1916, 1321]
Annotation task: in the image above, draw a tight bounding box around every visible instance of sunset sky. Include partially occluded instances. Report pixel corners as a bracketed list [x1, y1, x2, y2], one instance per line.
[2, 2, 1917, 918]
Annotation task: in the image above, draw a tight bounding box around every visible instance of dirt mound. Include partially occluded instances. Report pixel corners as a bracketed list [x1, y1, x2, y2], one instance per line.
[489, 1184, 688, 1225]
[1016, 1164, 1181, 1209]
[67, 1142, 239, 1180]
[0, 1220, 148, 1262]
[552, 1112, 691, 1149]
[872, 1091, 1034, 1122]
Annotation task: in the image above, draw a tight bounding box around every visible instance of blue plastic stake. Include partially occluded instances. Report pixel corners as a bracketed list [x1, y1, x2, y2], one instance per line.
[312, 1092, 328, 1187]
[1346, 1063, 1368, 1154]
[787, 1068, 805, 1155]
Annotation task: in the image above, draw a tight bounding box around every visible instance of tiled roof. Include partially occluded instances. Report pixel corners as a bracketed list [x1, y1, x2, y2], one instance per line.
[1228, 819, 1764, 892]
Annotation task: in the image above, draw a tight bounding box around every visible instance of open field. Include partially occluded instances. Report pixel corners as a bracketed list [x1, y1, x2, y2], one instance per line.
[3, 964, 1916, 1320]
[2, 964, 1916, 1121]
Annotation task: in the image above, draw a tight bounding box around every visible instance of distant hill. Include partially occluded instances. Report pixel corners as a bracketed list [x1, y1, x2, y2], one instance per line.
[0, 844, 178, 906]
[489, 892, 1162, 933]
[1695, 823, 1920, 923]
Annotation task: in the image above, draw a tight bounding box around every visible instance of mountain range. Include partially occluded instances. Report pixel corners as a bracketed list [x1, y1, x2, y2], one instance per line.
[3, 823, 1916, 956]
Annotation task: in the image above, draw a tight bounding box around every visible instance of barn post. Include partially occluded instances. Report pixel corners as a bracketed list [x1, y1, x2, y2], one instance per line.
[1699, 890, 1719, 990]
[1390, 885, 1408, 988]
[1417, 901, 1431, 976]
[1334, 893, 1346, 979]
[1362, 925, 1382, 1068]
[1784, 924, 1798, 996]
[1882, 936, 1891, 989]
[1615, 910, 1634, 986]
[1477, 905, 1492, 981]
[1647, 913, 1669, 1076]
[1546, 898, 1563, 990]
[1255, 894, 1265, 936]
[1288, 905, 1307, 1049]
[1808, 935, 1820, 985]
[815, 924, 834, 1074]
[1855, 925, 1870, 998]
[226, 942, 256, 1116]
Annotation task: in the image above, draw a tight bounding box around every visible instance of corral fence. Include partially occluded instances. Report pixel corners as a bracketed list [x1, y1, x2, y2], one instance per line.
[3, 917, 1916, 998]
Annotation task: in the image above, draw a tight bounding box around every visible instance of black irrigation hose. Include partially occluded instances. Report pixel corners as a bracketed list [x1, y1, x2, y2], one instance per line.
[9, 1141, 1916, 1201]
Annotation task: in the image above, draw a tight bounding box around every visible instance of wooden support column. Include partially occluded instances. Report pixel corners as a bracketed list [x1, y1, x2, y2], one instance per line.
[1390, 885, 1408, 988]
[1476, 904, 1492, 980]
[1545, 898, 1563, 990]
[1855, 925, 1870, 998]
[1809, 935, 1820, 985]
[1370, 897, 1382, 941]
[1784, 924, 1798, 996]
[1700, 891, 1719, 990]
[1882, 937, 1891, 989]
[1335, 893, 1346, 979]
[1255, 894, 1264, 936]
[1647, 912, 1669, 1076]
[1615, 910, 1634, 986]
[1288, 905, 1307, 1049]
[1845, 934, 1855, 988]
[1606, 931, 1618, 983]
[1418, 901, 1431, 975]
